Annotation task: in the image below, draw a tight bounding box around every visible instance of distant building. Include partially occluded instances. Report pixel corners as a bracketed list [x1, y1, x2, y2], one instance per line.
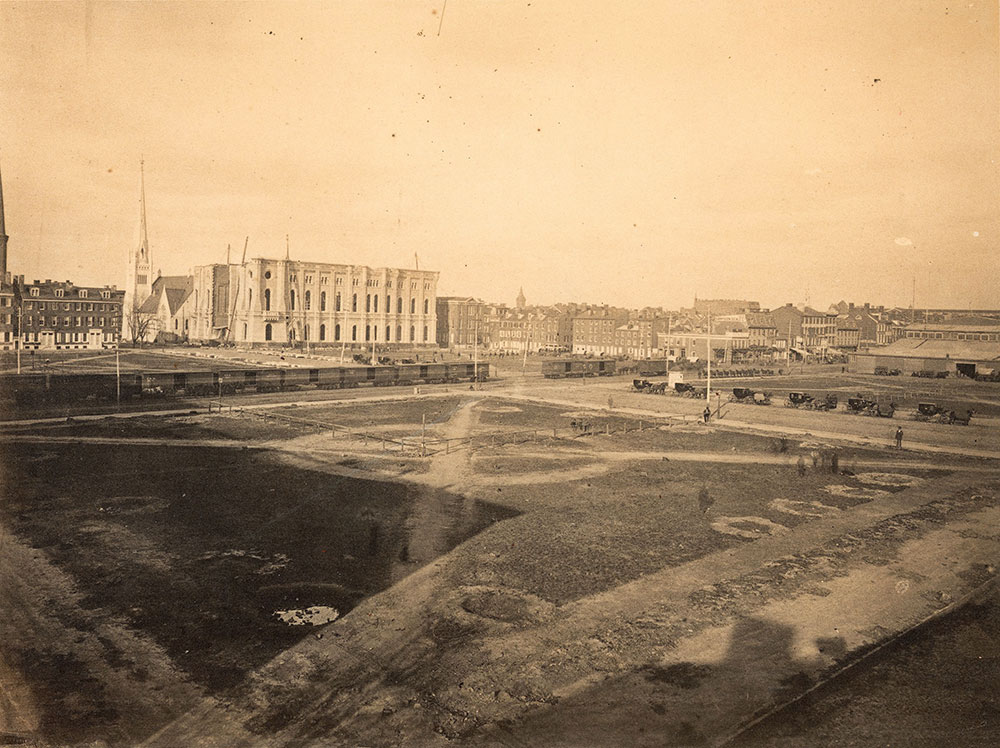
[137, 274, 194, 343]
[691, 297, 760, 316]
[12, 279, 123, 351]
[611, 318, 664, 358]
[489, 307, 572, 353]
[515, 287, 526, 310]
[185, 258, 438, 347]
[572, 308, 628, 355]
[834, 315, 861, 350]
[771, 304, 837, 354]
[436, 296, 487, 348]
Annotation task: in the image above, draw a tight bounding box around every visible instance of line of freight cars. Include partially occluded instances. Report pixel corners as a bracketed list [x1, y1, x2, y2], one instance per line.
[0, 363, 487, 406]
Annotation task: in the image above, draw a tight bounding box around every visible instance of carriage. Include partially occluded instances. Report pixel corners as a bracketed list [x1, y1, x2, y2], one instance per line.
[815, 393, 839, 411]
[730, 387, 755, 403]
[915, 402, 945, 421]
[847, 396, 876, 413]
[786, 391, 814, 408]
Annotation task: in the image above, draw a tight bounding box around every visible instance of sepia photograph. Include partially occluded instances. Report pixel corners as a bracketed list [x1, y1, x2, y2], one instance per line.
[0, 1, 998, 746]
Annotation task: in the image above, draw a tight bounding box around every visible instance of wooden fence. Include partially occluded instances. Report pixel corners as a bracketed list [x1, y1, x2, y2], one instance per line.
[209, 400, 665, 458]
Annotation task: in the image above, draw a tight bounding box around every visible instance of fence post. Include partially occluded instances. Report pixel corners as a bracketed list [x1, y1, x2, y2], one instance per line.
[606, 422, 610, 435]
[639, 419, 643, 431]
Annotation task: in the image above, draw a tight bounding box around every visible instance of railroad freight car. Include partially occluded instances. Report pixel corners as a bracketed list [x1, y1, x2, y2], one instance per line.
[541, 359, 617, 378]
[637, 360, 670, 377]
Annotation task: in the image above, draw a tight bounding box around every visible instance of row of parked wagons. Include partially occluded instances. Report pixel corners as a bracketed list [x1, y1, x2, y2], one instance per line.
[0, 363, 487, 406]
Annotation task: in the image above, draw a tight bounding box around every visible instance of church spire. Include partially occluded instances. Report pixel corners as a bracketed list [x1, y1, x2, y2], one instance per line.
[0, 158, 8, 278]
[516, 286, 526, 310]
[138, 157, 149, 262]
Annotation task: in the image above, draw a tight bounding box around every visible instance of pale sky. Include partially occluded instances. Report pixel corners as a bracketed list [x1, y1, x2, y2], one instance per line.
[1, 0, 997, 310]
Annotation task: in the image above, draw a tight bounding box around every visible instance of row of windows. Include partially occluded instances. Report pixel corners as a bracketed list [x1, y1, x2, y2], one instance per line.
[21, 316, 113, 327]
[263, 289, 431, 315]
[262, 323, 430, 343]
[906, 331, 998, 341]
[20, 301, 118, 312]
[26, 288, 114, 299]
[274, 273, 431, 291]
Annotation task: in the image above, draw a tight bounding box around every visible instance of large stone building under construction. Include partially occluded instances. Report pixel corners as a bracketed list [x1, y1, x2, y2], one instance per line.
[124, 164, 438, 347]
[186, 257, 438, 347]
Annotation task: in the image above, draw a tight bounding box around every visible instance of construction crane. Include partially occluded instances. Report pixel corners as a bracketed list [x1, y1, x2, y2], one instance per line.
[224, 237, 248, 345]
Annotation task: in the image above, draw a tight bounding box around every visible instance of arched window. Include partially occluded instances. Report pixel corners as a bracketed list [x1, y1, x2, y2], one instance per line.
[264, 289, 271, 311]
[243, 323, 247, 339]
[305, 291, 311, 310]
[248, 288, 252, 308]
[424, 299, 429, 314]
[374, 325, 378, 340]
[373, 295, 379, 313]
[320, 291, 326, 311]
[335, 293, 340, 311]
[396, 325, 402, 342]
[423, 325, 428, 342]
[290, 290, 296, 310]
[265, 323, 272, 341]
[352, 294, 357, 312]
[410, 298, 416, 314]
[366, 294, 371, 313]
[387, 296, 392, 314]
[365, 325, 371, 341]
[397, 297, 403, 314]
[351, 324, 357, 341]
[410, 325, 415, 342]
[289, 327, 296, 341]
[385, 325, 391, 342]
[334, 323, 341, 341]
[318, 324, 325, 341]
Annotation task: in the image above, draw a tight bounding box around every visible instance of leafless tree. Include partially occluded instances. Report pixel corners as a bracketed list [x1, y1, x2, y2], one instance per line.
[125, 307, 156, 346]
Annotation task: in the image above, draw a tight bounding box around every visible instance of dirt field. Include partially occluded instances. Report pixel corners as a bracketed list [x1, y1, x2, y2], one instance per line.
[1, 381, 998, 746]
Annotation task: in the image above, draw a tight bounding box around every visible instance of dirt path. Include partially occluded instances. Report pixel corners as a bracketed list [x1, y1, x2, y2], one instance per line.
[0, 524, 204, 746]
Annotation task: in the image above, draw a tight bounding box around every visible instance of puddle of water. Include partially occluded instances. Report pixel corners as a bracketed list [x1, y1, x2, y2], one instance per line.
[273, 606, 339, 626]
[823, 485, 891, 500]
[711, 516, 789, 539]
[854, 472, 924, 488]
[769, 498, 842, 517]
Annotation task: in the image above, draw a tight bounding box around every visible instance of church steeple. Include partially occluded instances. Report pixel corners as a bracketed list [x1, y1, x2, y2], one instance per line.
[0, 158, 8, 279]
[516, 286, 526, 310]
[124, 159, 154, 315]
[138, 158, 149, 263]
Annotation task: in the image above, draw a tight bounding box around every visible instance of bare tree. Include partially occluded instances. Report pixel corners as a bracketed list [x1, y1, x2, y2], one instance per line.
[125, 307, 157, 346]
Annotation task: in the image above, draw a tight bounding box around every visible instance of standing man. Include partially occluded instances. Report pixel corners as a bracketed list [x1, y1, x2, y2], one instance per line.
[895, 426, 904, 450]
[703, 406, 711, 424]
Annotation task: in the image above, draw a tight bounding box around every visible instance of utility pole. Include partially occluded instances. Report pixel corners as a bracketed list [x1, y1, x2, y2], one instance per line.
[115, 344, 121, 407]
[473, 318, 479, 384]
[706, 310, 712, 406]
[16, 304, 22, 374]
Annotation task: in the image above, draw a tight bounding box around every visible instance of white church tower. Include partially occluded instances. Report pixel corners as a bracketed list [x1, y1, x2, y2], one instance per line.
[123, 159, 154, 319]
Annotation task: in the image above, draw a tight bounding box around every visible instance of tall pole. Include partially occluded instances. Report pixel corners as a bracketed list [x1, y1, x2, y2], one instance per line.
[706, 311, 712, 405]
[473, 318, 479, 383]
[116, 345, 121, 407]
[16, 306, 22, 374]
